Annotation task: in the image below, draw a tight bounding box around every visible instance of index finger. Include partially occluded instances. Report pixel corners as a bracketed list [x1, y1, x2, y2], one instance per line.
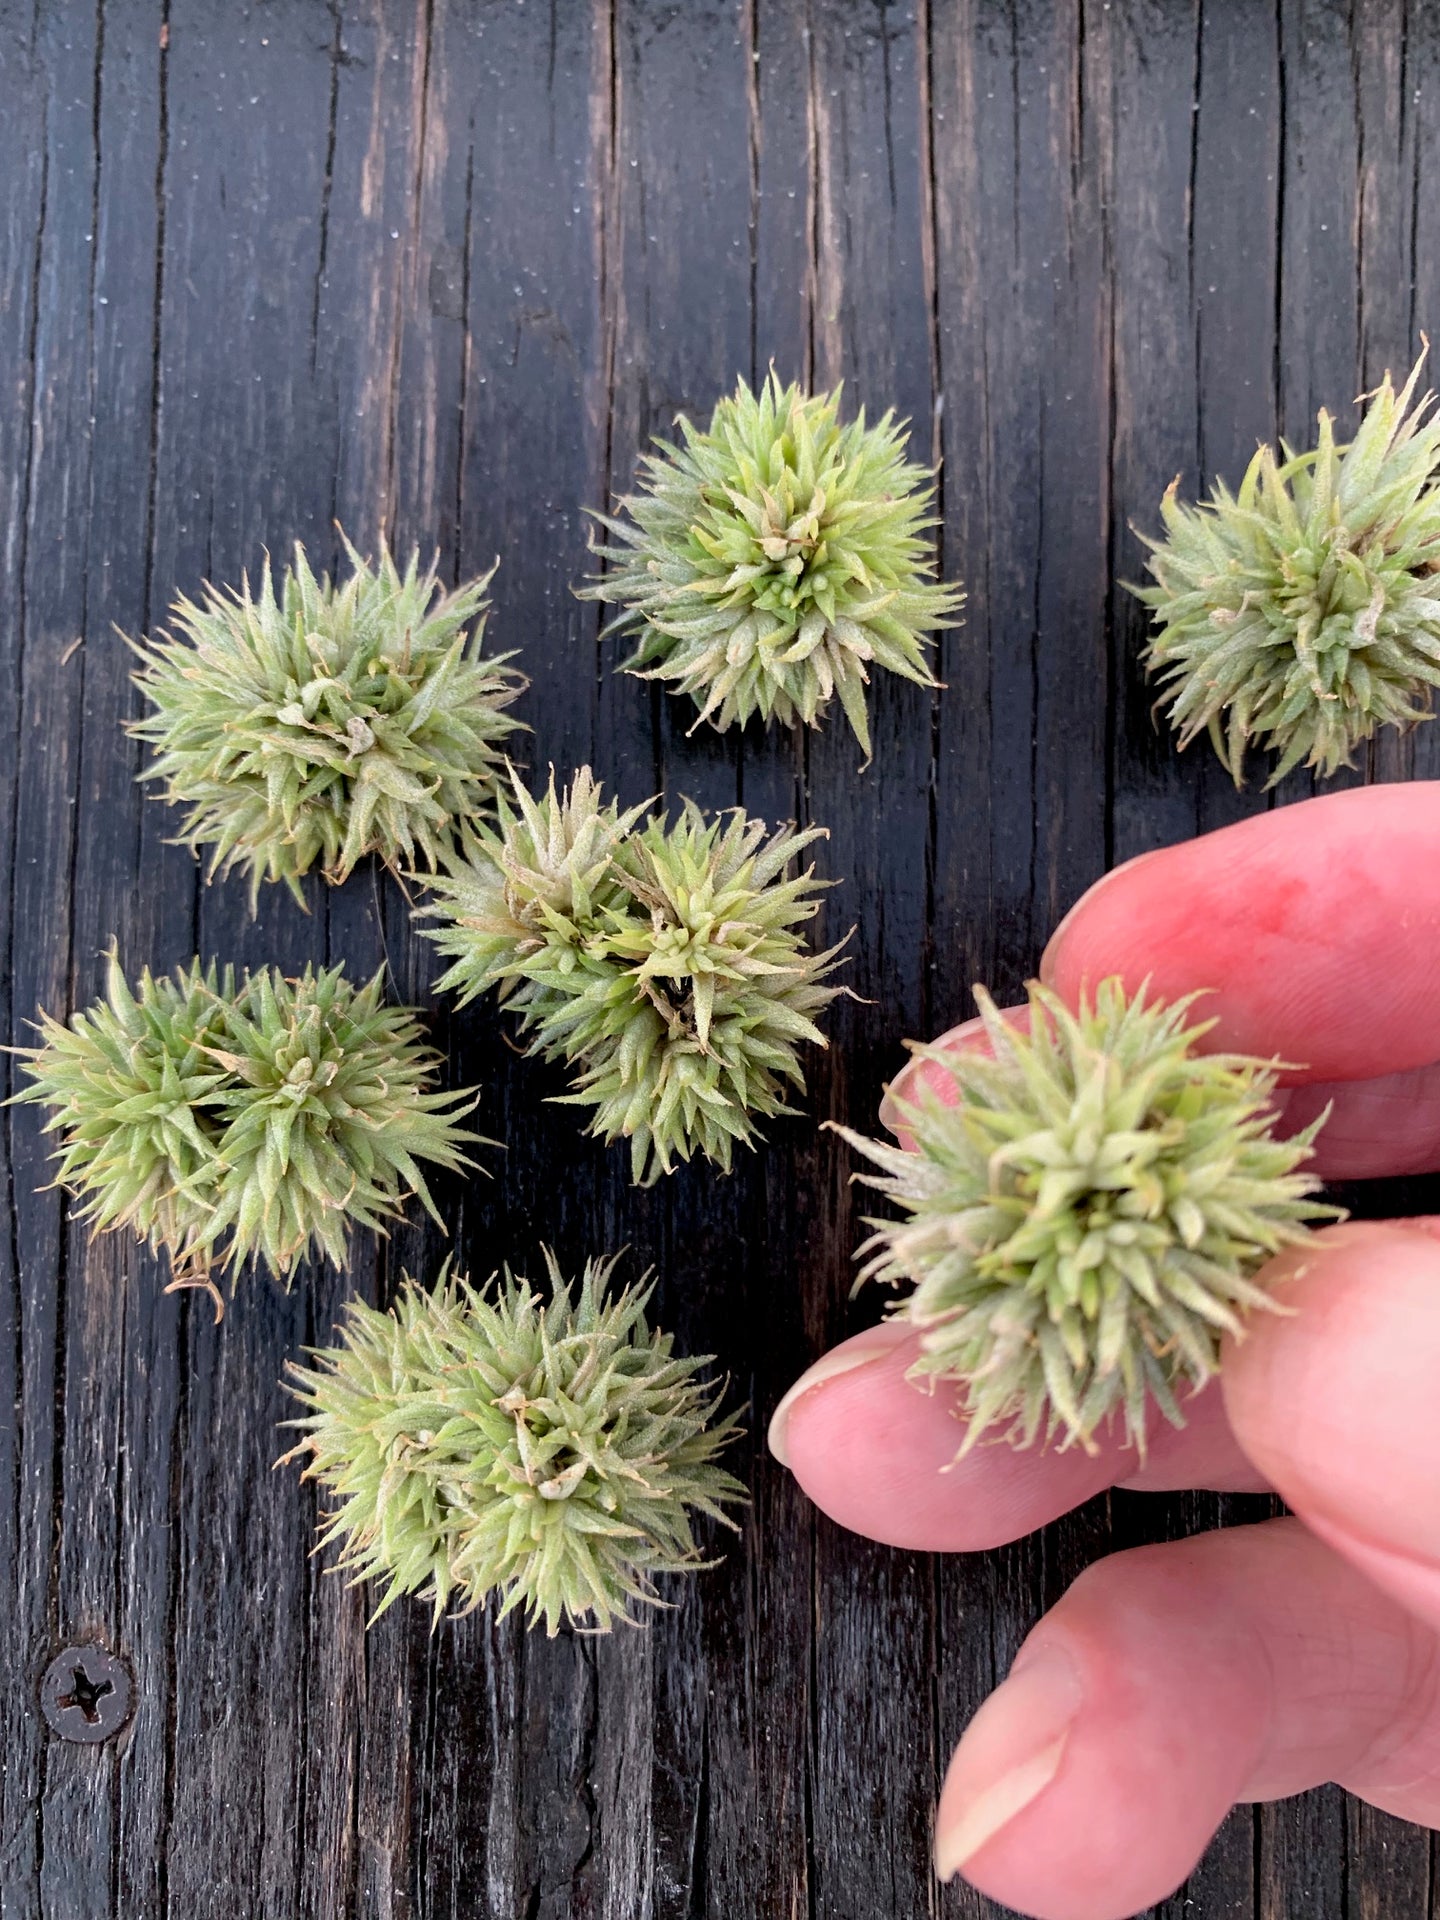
[1041, 782, 1440, 1083]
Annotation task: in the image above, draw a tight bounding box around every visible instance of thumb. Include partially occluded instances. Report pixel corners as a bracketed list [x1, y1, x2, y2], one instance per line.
[1221, 1221, 1440, 1632]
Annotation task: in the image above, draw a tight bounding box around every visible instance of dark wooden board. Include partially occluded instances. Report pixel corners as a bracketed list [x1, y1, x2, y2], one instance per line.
[1, 2, 1437, 1915]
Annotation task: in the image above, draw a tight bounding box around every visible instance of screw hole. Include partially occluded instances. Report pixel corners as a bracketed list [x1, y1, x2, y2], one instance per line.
[56, 1664, 115, 1725]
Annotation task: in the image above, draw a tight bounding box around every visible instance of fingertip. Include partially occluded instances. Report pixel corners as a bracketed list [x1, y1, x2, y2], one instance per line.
[775, 1329, 1120, 1552]
[877, 1032, 972, 1140]
[935, 1515, 1440, 1918]
[767, 1322, 911, 1468]
[877, 1007, 1028, 1142]
[1039, 786, 1440, 1080]
[935, 1545, 1262, 1920]
[1039, 846, 1167, 985]
[1221, 1221, 1440, 1626]
[935, 1645, 1083, 1886]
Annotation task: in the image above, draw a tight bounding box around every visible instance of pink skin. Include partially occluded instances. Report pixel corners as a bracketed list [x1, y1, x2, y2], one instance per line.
[770, 783, 1440, 1920]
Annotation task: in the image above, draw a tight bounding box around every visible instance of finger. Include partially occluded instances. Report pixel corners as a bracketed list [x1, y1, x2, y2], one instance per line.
[1270, 1061, 1440, 1177]
[877, 1007, 1025, 1148]
[768, 1325, 1269, 1554]
[881, 1004, 1440, 1181]
[934, 1518, 1440, 1920]
[1222, 1220, 1440, 1632]
[1039, 782, 1440, 1083]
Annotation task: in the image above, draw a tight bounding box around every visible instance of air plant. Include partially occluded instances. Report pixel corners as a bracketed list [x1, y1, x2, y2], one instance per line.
[282, 1251, 746, 1634]
[130, 534, 526, 905]
[1135, 355, 1440, 783]
[580, 372, 963, 761]
[12, 950, 485, 1300]
[419, 764, 850, 1184]
[835, 978, 1338, 1456]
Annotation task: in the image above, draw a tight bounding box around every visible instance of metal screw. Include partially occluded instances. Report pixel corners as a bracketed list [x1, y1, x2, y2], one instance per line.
[39, 1646, 134, 1745]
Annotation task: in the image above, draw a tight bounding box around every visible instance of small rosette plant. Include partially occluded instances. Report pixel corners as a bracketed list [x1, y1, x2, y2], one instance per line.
[12, 951, 234, 1272]
[836, 979, 1338, 1456]
[580, 372, 963, 760]
[130, 534, 526, 905]
[282, 1252, 746, 1634]
[1135, 356, 1440, 784]
[13, 951, 484, 1297]
[420, 764, 849, 1184]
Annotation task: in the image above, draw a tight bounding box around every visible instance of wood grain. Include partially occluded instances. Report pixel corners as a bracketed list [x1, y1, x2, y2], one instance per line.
[1, 2, 1437, 1915]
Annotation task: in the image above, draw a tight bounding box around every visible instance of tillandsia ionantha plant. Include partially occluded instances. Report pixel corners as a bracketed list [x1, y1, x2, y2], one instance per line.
[12, 950, 485, 1305]
[418, 763, 850, 1185]
[281, 1250, 746, 1634]
[1135, 354, 1440, 784]
[579, 371, 964, 761]
[834, 978, 1339, 1457]
[129, 533, 527, 907]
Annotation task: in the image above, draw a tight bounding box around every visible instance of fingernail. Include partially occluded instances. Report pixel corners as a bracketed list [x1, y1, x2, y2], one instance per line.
[934, 1645, 1083, 1882]
[1039, 847, 1163, 984]
[768, 1326, 911, 1468]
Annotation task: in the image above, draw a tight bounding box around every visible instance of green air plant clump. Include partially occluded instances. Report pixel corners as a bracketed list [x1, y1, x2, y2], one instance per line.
[419, 763, 849, 1185]
[130, 534, 526, 906]
[13, 951, 485, 1300]
[1135, 355, 1440, 784]
[835, 978, 1338, 1457]
[282, 1251, 746, 1635]
[579, 371, 964, 761]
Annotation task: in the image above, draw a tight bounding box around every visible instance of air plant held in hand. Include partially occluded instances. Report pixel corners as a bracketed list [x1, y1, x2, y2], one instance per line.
[1134, 355, 1440, 784]
[130, 534, 526, 906]
[419, 764, 850, 1185]
[580, 372, 963, 761]
[282, 1251, 747, 1635]
[12, 950, 485, 1300]
[834, 979, 1339, 1456]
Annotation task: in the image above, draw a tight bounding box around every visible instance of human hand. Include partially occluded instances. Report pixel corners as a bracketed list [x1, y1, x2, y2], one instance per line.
[768, 782, 1440, 1920]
